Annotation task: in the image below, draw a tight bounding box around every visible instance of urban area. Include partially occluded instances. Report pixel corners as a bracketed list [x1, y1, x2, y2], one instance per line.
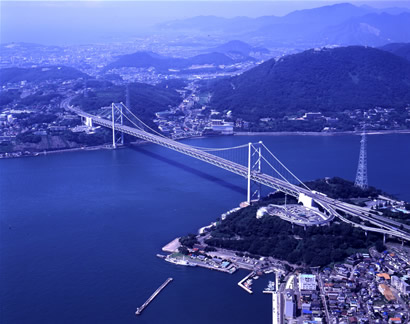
[159, 191, 410, 324]
[1, 41, 410, 159]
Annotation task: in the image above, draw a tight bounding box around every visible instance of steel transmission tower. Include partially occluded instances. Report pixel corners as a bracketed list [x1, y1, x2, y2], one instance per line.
[354, 127, 368, 190]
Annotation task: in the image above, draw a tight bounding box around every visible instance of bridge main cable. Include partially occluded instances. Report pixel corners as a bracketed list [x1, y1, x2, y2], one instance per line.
[69, 106, 410, 241]
[74, 108, 303, 197]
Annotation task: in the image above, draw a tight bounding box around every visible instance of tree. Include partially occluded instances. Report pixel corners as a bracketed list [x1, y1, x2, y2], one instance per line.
[178, 246, 189, 255]
[179, 234, 198, 248]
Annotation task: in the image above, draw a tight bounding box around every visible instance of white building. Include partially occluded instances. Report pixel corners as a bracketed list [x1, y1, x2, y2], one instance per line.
[391, 275, 410, 296]
[7, 114, 14, 124]
[211, 119, 234, 135]
[284, 290, 296, 318]
[298, 274, 317, 291]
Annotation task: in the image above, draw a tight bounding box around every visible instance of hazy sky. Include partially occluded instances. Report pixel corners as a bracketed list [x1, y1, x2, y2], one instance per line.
[2, 0, 407, 1]
[1, 1, 410, 45]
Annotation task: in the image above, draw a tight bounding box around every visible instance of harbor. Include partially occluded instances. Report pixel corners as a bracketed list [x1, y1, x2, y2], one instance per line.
[135, 278, 173, 316]
[159, 251, 237, 274]
[238, 271, 255, 294]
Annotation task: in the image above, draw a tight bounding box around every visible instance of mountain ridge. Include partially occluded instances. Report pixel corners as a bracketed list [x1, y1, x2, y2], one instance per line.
[104, 50, 253, 72]
[159, 3, 410, 47]
[379, 42, 410, 61]
[0, 66, 88, 85]
[203, 46, 410, 121]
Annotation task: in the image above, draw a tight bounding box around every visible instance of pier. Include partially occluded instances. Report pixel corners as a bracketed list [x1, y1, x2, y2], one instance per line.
[238, 271, 254, 294]
[135, 278, 173, 316]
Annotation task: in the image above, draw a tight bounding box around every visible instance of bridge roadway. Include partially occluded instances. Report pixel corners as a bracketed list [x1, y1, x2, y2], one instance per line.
[71, 108, 410, 242]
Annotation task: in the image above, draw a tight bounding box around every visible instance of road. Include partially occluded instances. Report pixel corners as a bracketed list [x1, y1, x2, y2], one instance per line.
[317, 272, 331, 324]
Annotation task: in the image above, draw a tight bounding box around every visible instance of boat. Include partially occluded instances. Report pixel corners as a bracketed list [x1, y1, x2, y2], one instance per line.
[264, 281, 276, 292]
[165, 256, 196, 267]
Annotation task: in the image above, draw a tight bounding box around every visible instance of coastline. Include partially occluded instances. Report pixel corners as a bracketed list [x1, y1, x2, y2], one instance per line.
[0, 140, 147, 160]
[0, 144, 117, 159]
[2, 129, 409, 159]
[234, 129, 410, 136]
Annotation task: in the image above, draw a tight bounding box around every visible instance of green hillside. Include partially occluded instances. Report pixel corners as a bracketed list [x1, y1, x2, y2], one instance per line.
[204, 46, 410, 121]
[71, 82, 181, 126]
[0, 66, 88, 85]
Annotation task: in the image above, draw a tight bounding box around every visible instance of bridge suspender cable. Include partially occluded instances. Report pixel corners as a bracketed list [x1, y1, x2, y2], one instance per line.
[118, 103, 258, 152]
[112, 103, 309, 193]
[115, 103, 307, 191]
[71, 105, 410, 242]
[119, 103, 167, 138]
[261, 143, 311, 191]
[257, 146, 300, 191]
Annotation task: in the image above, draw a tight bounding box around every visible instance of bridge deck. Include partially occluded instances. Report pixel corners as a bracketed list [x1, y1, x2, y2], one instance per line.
[70, 108, 410, 242]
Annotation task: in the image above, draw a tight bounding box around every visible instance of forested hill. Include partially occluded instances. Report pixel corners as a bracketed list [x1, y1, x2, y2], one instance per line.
[71, 82, 181, 126]
[379, 43, 410, 62]
[203, 46, 410, 121]
[0, 66, 88, 85]
[104, 51, 241, 72]
[206, 40, 269, 56]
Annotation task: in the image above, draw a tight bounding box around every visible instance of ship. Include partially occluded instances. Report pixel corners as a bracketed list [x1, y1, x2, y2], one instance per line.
[264, 281, 275, 292]
[165, 256, 196, 267]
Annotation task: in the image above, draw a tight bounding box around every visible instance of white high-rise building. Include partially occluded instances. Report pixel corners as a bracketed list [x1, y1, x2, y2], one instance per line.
[298, 274, 317, 291]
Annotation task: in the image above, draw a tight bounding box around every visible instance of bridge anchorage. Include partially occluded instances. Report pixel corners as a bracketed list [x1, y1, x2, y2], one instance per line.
[69, 101, 410, 242]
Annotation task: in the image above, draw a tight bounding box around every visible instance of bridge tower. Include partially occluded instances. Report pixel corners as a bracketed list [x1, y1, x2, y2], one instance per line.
[354, 126, 368, 190]
[247, 141, 263, 204]
[111, 103, 124, 148]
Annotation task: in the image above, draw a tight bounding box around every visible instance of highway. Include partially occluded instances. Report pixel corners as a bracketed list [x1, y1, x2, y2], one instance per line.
[67, 105, 410, 242]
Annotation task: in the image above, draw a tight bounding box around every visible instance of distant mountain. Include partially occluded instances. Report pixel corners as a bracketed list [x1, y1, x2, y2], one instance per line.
[159, 3, 369, 34]
[206, 40, 269, 57]
[360, 4, 410, 15]
[188, 52, 237, 66]
[158, 16, 262, 35]
[204, 46, 410, 121]
[278, 2, 369, 26]
[0, 66, 88, 85]
[379, 42, 410, 61]
[320, 13, 410, 46]
[104, 51, 243, 72]
[105, 51, 183, 71]
[159, 3, 410, 48]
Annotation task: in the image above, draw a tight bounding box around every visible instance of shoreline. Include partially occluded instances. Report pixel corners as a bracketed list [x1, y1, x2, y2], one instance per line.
[0, 144, 117, 159]
[0, 140, 147, 160]
[234, 129, 410, 136]
[2, 129, 409, 159]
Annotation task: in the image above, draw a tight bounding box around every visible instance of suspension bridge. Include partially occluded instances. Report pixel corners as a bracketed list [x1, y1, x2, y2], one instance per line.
[64, 100, 410, 242]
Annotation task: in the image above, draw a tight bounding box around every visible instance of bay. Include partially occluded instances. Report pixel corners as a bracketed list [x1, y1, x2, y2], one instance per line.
[1, 134, 409, 324]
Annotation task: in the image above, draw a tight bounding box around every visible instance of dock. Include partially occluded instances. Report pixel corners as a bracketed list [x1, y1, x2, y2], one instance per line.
[135, 278, 173, 316]
[162, 238, 181, 253]
[238, 271, 254, 294]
